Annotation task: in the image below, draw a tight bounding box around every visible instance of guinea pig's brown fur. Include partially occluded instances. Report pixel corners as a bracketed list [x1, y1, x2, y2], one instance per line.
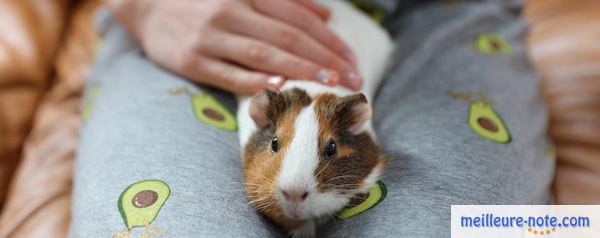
[243, 88, 385, 231]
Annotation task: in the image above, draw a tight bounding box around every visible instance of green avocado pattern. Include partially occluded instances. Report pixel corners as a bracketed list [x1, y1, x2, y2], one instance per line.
[449, 91, 511, 144]
[468, 102, 511, 143]
[475, 33, 511, 54]
[118, 180, 170, 229]
[192, 93, 237, 131]
[168, 87, 237, 131]
[337, 181, 387, 219]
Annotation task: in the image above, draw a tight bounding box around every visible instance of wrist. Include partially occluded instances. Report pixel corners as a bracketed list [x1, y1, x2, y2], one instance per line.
[105, 0, 159, 41]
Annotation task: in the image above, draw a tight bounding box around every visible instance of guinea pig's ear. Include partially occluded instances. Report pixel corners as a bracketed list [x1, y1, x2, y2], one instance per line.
[249, 89, 280, 128]
[337, 93, 372, 135]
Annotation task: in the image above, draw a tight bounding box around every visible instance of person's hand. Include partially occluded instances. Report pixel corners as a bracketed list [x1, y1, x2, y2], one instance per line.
[107, 0, 363, 93]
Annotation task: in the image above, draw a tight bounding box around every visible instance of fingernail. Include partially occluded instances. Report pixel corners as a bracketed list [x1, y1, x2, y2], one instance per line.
[347, 72, 363, 90]
[267, 75, 284, 89]
[316, 69, 339, 86]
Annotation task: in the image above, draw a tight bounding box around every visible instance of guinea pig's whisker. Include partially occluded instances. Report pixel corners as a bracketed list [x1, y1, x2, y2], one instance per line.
[248, 197, 267, 203]
[242, 182, 264, 187]
[323, 175, 361, 183]
[243, 187, 262, 193]
[246, 190, 270, 199]
[327, 174, 361, 180]
[315, 160, 332, 178]
[335, 182, 362, 186]
[221, 168, 243, 173]
[251, 165, 276, 179]
[249, 201, 272, 208]
[254, 159, 270, 168]
[248, 194, 270, 202]
[265, 159, 279, 173]
[345, 193, 369, 199]
[328, 185, 363, 192]
[248, 189, 273, 202]
[255, 159, 278, 175]
[242, 181, 259, 185]
[253, 201, 277, 211]
[253, 202, 271, 209]
[333, 184, 363, 191]
[256, 175, 275, 185]
[249, 199, 270, 207]
[222, 189, 250, 193]
[230, 181, 263, 191]
[248, 171, 273, 184]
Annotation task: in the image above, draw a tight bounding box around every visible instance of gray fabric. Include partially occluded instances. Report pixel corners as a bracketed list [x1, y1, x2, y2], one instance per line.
[372, 0, 523, 16]
[71, 1, 553, 237]
[72, 14, 280, 237]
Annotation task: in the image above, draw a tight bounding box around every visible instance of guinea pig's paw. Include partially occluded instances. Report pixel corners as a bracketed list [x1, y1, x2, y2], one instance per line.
[289, 220, 316, 238]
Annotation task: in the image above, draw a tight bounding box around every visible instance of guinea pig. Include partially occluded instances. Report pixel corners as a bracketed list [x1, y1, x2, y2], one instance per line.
[242, 85, 386, 237]
[235, 0, 394, 237]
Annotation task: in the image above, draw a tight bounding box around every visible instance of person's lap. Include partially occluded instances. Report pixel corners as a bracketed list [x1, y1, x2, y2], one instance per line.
[71, 2, 554, 237]
[72, 16, 280, 237]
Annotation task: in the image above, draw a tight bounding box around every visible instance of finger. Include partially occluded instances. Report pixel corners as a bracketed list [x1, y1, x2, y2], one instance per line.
[224, 10, 362, 90]
[180, 54, 285, 94]
[250, 0, 357, 67]
[293, 0, 330, 21]
[201, 31, 340, 87]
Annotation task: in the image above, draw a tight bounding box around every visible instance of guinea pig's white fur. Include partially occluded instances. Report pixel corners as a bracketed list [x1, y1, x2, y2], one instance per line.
[236, 0, 394, 237]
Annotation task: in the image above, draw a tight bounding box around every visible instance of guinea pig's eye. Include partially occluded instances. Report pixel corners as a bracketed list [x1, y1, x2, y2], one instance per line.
[324, 140, 337, 159]
[271, 137, 279, 153]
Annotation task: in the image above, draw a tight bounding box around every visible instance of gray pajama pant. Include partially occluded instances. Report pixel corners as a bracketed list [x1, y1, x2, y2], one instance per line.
[71, 1, 554, 237]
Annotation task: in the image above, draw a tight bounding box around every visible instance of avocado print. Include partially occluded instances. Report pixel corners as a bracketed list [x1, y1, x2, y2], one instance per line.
[192, 93, 237, 131]
[449, 91, 511, 144]
[475, 33, 511, 54]
[168, 87, 237, 131]
[468, 101, 511, 143]
[82, 84, 101, 120]
[118, 180, 170, 229]
[337, 181, 387, 219]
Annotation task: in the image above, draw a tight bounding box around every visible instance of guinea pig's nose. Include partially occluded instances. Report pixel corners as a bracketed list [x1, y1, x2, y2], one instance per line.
[282, 189, 309, 202]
